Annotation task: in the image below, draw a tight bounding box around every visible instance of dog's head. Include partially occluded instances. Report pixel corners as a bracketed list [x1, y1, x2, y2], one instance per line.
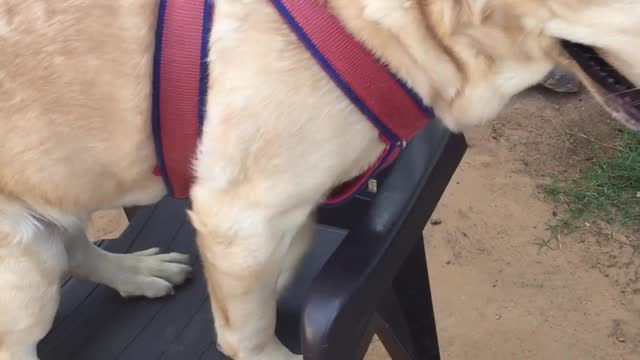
[402, 0, 640, 131]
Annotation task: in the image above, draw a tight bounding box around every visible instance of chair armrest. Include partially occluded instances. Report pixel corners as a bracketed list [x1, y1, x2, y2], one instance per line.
[301, 121, 467, 359]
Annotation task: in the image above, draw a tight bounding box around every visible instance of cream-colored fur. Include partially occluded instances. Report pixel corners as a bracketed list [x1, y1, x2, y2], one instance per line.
[0, 0, 638, 359]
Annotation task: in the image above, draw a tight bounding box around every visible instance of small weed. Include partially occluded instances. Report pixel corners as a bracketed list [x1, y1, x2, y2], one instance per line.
[541, 131, 640, 241]
[534, 236, 555, 251]
[533, 220, 579, 251]
[542, 180, 563, 199]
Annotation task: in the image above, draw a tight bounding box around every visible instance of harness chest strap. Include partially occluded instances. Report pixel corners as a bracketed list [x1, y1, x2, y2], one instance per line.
[152, 0, 435, 204]
[152, 0, 212, 199]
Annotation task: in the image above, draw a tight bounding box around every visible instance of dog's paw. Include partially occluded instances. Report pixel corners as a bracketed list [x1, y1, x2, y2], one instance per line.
[111, 248, 192, 298]
[225, 340, 302, 360]
[254, 346, 302, 360]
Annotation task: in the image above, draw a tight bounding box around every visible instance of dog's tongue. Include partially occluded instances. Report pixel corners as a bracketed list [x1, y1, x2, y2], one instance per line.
[561, 41, 640, 130]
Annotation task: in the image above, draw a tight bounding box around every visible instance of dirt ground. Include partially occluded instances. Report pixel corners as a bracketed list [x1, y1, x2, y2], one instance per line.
[88, 87, 639, 360]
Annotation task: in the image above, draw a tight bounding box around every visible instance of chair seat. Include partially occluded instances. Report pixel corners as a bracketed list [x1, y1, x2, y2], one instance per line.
[38, 197, 347, 360]
[39, 121, 467, 360]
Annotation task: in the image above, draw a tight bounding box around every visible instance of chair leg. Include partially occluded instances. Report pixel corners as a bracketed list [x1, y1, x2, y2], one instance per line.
[395, 235, 441, 359]
[354, 321, 378, 360]
[375, 293, 416, 360]
[377, 235, 440, 360]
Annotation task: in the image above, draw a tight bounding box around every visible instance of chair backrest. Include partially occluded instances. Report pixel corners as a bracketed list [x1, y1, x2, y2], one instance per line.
[300, 120, 467, 358]
[276, 120, 467, 356]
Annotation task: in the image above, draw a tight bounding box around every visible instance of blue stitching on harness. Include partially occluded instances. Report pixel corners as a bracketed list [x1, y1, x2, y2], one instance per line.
[270, 0, 401, 145]
[389, 71, 436, 121]
[198, 0, 214, 130]
[151, 0, 174, 196]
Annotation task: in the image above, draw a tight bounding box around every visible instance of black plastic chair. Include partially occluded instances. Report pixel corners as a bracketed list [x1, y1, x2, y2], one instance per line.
[38, 120, 466, 360]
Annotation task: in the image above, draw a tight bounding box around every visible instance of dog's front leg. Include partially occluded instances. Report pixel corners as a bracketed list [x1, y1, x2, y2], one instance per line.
[190, 184, 311, 360]
[64, 227, 192, 299]
[277, 217, 313, 295]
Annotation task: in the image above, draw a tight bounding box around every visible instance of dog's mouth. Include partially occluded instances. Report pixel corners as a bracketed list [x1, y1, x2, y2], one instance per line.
[561, 41, 640, 129]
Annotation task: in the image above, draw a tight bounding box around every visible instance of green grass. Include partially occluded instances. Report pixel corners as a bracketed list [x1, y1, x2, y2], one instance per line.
[540, 131, 640, 246]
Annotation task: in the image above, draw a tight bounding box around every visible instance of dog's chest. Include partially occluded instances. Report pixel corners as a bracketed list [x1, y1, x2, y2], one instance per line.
[151, 0, 435, 205]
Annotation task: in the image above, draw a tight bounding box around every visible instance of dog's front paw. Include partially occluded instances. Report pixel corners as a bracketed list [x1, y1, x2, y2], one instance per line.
[254, 345, 302, 360]
[111, 248, 192, 298]
[221, 339, 302, 360]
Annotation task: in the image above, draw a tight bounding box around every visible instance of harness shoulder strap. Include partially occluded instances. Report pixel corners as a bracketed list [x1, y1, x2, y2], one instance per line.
[271, 0, 435, 145]
[271, 0, 436, 205]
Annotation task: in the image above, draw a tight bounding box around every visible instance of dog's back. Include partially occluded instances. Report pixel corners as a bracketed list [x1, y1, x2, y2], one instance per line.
[0, 1, 165, 216]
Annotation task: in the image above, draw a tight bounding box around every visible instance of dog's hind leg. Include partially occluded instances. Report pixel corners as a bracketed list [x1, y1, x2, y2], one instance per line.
[64, 226, 192, 299]
[0, 209, 67, 360]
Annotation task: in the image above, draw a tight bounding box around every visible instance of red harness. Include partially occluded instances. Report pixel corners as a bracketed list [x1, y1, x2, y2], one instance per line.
[152, 0, 435, 205]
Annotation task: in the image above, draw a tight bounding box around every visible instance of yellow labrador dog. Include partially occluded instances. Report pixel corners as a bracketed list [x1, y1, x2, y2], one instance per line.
[1, 0, 639, 359]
